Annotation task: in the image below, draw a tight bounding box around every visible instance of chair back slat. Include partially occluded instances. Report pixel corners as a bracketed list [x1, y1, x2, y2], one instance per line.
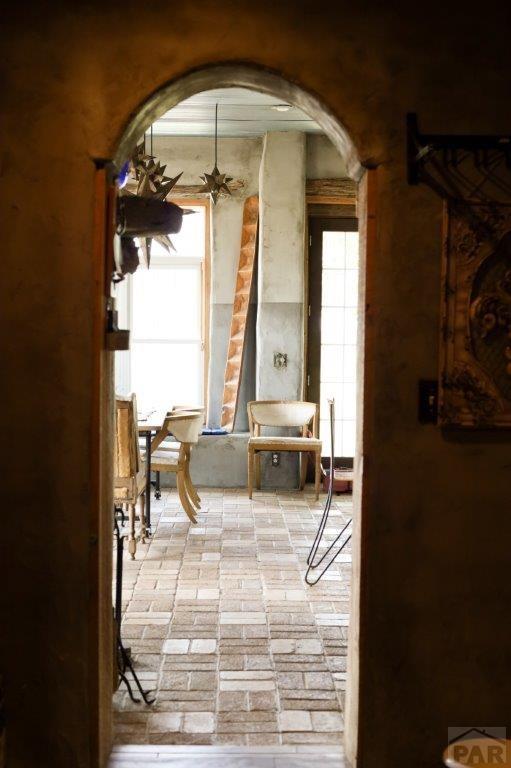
[247, 401, 318, 432]
[115, 394, 141, 482]
[167, 412, 203, 444]
[172, 405, 205, 414]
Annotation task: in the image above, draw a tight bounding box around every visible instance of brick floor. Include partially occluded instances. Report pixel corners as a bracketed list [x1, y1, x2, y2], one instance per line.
[113, 486, 352, 745]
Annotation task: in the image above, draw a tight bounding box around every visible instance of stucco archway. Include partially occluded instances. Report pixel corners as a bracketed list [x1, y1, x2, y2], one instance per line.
[114, 63, 363, 181]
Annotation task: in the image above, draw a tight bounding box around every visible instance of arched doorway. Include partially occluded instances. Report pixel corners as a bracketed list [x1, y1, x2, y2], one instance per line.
[97, 63, 375, 767]
[113, 65, 363, 179]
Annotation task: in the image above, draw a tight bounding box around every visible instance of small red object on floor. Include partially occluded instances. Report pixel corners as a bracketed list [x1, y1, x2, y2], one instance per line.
[322, 467, 353, 494]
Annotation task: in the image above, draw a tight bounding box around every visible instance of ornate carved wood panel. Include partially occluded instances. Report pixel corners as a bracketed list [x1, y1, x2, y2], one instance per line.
[439, 202, 511, 427]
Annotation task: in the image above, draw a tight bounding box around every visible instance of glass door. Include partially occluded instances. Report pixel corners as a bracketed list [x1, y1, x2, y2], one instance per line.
[307, 217, 359, 460]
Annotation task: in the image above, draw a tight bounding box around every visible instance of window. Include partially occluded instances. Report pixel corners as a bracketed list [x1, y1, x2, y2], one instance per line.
[307, 217, 359, 459]
[115, 201, 210, 415]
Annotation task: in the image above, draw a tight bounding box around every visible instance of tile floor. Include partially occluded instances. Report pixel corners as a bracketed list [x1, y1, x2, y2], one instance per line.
[109, 744, 345, 767]
[113, 486, 352, 749]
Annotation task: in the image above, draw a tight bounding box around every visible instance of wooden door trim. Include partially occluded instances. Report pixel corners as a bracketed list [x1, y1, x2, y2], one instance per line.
[90, 165, 115, 767]
[344, 168, 377, 768]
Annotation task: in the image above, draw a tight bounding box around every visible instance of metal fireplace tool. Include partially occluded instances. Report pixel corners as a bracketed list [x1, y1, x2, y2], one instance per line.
[114, 507, 155, 704]
[305, 399, 352, 586]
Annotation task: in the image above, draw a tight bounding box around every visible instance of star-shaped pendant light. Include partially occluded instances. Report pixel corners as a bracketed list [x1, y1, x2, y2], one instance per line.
[200, 103, 233, 205]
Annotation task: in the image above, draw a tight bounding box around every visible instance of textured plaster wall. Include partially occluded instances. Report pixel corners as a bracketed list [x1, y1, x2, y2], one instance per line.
[155, 132, 312, 484]
[153, 136, 262, 429]
[161, 433, 250, 488]
[257, 132, 306, 487]
[306, 134, 348, 178]
[2, 3, 511, 768]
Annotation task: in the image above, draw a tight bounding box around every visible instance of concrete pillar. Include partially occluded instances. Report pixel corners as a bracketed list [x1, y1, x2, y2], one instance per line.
[256, 131, 306, 486]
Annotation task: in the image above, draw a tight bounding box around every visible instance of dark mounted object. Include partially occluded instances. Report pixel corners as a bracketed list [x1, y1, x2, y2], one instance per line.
[418, 379, 438, 424]
[106, 328, 130, 351]
[120, 237, 140, 275]
[105, 302, 130, 351]
[407, 113, 511, 201]
[117, 196, 184, 238]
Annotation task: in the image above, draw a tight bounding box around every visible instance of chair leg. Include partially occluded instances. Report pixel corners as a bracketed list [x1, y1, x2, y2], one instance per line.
[177, 470, 197, 524]
[314, 450, 321, 501]
[128, 503, 137, 560]
[139, 492, 146, 544]
[299, 452, 308, 490]
[185, 465, 201, 509]
[247, 448, 254, 499]
[255, 452, 261, 490]
[155, 471, 161, 500]
[184, 449, 200, 508]
[186, 447, 201, 504]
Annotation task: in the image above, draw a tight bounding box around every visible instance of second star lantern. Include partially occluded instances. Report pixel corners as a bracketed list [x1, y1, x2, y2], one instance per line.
[200, 103, 233, 205]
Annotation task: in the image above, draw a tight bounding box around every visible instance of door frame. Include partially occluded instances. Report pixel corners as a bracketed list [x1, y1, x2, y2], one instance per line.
[306, 215, 359, 463]
[90, 64, 376, 768]
[92, 171, 377, 768]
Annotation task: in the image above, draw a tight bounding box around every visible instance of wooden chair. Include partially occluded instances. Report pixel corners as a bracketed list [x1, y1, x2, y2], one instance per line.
[153, 406, 205, 500]
[149, 411, 203, 523]
[114, 394, 146, 559]
[247, 400, 322, 500]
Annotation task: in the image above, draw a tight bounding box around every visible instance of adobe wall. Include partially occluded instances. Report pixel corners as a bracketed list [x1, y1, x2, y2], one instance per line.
[1, 3, 511, 767]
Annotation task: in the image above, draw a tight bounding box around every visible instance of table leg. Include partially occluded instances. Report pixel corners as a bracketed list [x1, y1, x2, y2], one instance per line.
[145, 432, 152, 534]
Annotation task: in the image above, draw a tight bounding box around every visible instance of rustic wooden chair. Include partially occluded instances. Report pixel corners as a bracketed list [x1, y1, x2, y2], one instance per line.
[149, 411, 203, 523]
[114, 394, 146, 559]
[153, 406, 205, 501]
[247, 400, 322, 500]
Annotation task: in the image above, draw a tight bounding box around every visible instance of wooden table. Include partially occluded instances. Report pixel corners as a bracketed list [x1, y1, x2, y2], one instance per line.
[137, 408, 167, 534]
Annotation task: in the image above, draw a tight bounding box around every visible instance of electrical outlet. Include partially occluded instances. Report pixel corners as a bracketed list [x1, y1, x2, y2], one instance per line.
[271, 452, 280, 467]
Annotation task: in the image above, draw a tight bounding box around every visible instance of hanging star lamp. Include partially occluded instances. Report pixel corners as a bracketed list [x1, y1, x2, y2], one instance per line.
[200, 103, 233, 205]
[119, 126, 185, 269]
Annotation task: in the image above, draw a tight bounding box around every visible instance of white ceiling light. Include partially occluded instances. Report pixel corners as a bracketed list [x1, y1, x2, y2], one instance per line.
[271, 104, 292, 112]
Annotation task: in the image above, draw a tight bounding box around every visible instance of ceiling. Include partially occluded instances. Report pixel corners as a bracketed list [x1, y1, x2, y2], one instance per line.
[152, 88, 322, 138]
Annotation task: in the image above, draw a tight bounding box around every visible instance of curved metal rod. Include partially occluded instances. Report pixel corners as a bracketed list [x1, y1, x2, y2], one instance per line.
[305, 527, 352, 586]
[306, 400, 335, 567]
[305, 398, 352, 586]
[308, 517, 352, 572]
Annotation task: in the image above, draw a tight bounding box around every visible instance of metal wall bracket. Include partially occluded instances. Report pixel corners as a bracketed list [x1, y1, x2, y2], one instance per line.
[407, 113, 511, 201]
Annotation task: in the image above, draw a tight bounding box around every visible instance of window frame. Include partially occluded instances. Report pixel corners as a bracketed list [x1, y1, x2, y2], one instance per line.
[172, 198, 211, 418]
[127, 197, 211, 419]
[306, 214, 358, 463]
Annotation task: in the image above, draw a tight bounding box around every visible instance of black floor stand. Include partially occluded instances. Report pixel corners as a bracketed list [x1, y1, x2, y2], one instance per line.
[114, 507, 155, 705]
[154, 470, 161, 500]
[305, 400, 352, 586]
